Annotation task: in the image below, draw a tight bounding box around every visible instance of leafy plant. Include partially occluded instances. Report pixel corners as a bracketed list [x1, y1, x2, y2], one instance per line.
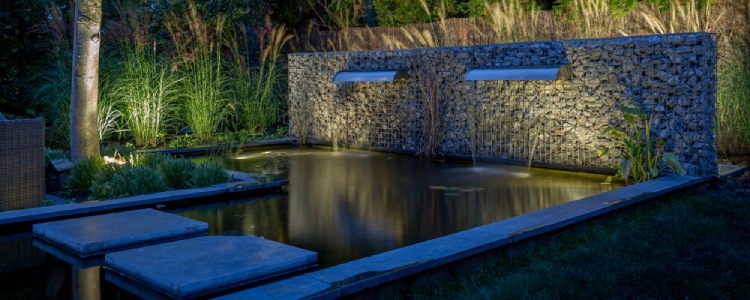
[66, 156, 106, 196]
[44, 148, 67, 167]
[189, 160, 230, 188]
[90, 164, 119, 199]
[104, 166, 169, 198]
[157, 156, 196, 189]
[602, 106, 685, 184]
[101, 144, 135, 158]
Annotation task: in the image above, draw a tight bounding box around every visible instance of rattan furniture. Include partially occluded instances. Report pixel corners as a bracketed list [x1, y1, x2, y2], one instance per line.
[0, 118, 45, 211]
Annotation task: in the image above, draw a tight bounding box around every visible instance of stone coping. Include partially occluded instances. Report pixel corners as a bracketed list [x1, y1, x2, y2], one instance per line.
[105, 236, 317, 299]
[0, 172, 288, 227]
[32, 209, 208, 258]
[219, 175, 707, 299]
[144, 138, 297, 157]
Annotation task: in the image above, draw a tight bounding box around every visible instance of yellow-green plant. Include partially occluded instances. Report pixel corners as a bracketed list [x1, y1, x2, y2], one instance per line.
[640, 0, 721, 34]
[66, 155, 106, 196]
[118, 47, 180, 147]
[104, 166, 169, 199]
[602, 106, 685, 184]
[485, 0, 543, 43]
[227, 23, 291, 133]
[716, 49, 750, 153]
[189, 160, 230, 188]
[167, 1, 229, 141]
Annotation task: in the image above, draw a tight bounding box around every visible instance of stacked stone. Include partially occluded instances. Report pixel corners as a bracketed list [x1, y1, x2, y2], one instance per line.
[287, 33, 717, 176]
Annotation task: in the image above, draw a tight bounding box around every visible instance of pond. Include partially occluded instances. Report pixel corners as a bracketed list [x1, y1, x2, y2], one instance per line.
[180, 147, 620, 267]
[0, 147, 620, 298]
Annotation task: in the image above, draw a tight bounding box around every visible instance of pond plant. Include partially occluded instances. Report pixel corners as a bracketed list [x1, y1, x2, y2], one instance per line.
[602, 106, 685, 184]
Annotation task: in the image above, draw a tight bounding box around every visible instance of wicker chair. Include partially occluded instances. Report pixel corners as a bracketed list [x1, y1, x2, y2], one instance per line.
[0, 118, 45, 211]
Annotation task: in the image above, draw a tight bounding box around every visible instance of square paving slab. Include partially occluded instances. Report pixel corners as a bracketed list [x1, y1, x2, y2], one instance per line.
[105, 235, 317, 299]
[32, 208, 208, 257]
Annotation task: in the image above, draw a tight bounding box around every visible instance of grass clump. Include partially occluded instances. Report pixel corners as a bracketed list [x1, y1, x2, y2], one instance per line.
[400, 189, 750, 299]
[66, 156, 106, 197]
[69, 152, 229, 200]
[189, 159, 230, 188]
[44, 148, 66, 167]
[104, 166, 169, 199]
[157, 157, 196, 189]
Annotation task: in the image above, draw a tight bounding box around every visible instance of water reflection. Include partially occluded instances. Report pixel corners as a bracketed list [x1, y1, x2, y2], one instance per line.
[181, 147, 618, 267]
[0, 234, 140, 299]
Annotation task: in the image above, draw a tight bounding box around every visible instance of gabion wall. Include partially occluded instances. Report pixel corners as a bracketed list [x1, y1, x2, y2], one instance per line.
[288, 33, 717, 176]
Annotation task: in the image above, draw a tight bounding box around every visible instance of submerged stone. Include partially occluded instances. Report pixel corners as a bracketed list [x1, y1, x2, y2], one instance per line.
[32, 208, 207, 257]
[105, 235, 318, 299]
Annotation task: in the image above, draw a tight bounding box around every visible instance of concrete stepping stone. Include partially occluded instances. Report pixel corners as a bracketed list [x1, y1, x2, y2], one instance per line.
[32, 208, 208, 257]
[105, 235, 318, 299]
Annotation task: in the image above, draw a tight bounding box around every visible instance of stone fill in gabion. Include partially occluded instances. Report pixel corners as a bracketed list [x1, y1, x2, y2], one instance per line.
[288, 33, 717, 176]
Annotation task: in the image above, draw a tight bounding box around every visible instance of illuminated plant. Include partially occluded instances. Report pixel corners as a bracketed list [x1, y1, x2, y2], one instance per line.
[602, 106, 685, 184]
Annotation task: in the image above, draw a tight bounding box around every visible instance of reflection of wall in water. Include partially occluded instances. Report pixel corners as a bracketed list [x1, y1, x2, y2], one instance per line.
[177, 198, 289, 243]
[285, 153, 614, 264]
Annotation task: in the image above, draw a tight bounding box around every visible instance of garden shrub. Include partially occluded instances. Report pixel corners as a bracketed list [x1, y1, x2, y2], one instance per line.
[44, 148, 66, 167]
[66, 156, 106, 196]
[157, 157, 196, 189]
[189, 160, 230, 188]
[105, 166, 169, 198]
[373, 0, 463, 26]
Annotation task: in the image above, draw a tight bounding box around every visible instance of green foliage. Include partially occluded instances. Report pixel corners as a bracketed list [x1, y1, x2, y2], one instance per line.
[403, 191, 750, 299]
[189, 160, 230, 188]
[179, 52, 229, 140]
[101, 144, 135, 158]
[66, 156, 106, 196]
[118, 46, 180, 147]
[462, 0, 546, 17]
[168, 134, 204, 148]
[104, 166, 169, 199]
[716, 53, 750, 150]
[44, 148, 67, 167]
[133, 153, 169, 169]
[227, 24, 291, 134]
[157, 157, 196, 189]
[90, 164, 120, 199]
[602, 106, 685, 184]
[0, 0, 61, 114]
[28, 51, 72, 148]
[373, 0, 463, 26]
[79, 152, 229, 199]
[643, 0, 714, 11]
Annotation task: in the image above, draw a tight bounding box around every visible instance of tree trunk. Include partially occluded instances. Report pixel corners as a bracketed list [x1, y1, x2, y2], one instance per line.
[70, 0, 102, 161]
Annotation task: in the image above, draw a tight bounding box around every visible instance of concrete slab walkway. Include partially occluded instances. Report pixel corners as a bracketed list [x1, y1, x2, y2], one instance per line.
[105, 235, 318, 299]
[32, 209, 207, 257]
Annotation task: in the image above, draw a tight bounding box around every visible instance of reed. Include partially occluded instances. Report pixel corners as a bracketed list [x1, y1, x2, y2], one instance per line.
[167, 1, 229, 141]
[640, 0, 722, 34]
[411, 53, 444, 160]
[716, 48, 750, 154]
[26, 5, 73, 148]
[485, 0, 543, 43]
[118, 46, 180, 147]
[227, 22, 292, 133]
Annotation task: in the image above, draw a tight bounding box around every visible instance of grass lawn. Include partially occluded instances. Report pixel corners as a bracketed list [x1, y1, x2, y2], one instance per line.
[397, 184, 750, 299]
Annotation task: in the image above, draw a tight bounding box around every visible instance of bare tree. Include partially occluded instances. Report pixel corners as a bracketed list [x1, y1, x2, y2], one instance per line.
[70, 0, 101, 161]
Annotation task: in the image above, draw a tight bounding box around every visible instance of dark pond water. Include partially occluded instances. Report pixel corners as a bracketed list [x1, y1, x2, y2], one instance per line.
[0, 147, 619, 299]
[180, 147, 620, 267]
